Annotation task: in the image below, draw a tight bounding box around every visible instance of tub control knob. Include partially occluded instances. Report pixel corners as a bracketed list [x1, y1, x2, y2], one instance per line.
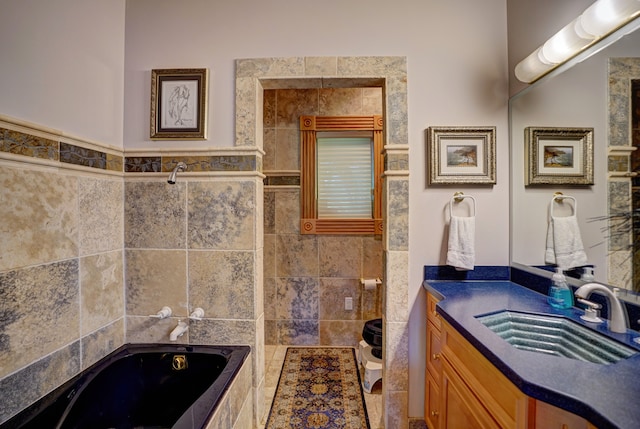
[189, 308, 205, 320]
[150, 306, 172, 319]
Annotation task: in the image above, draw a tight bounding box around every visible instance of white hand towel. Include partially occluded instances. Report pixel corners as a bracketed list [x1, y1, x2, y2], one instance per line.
[544, 215, 588, 270]
[447, 215, 475, 271]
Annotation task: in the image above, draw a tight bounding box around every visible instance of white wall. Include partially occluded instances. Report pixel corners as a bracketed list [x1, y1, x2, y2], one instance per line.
[0, 0, 125, 147]
[124, 0, 510, 417]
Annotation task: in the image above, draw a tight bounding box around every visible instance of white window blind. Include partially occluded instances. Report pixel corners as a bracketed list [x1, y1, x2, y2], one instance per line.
[316, 137, 373, 218]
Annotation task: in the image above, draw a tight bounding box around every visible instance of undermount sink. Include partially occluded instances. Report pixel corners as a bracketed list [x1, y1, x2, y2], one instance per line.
[476, 311, 638, 365]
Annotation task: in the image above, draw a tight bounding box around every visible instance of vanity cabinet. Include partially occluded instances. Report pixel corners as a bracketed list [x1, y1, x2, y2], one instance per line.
[425, 292, 596, 429]
[441, 314, 530, 428]
[425, 293, 442, 429]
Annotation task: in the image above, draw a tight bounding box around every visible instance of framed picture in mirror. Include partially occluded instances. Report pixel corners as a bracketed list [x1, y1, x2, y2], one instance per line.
[150, 68, 208, 140]
[525, 127, 594, 185]
[427, 126, 496, 185]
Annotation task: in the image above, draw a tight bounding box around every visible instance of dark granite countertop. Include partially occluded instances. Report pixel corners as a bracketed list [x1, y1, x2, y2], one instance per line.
[423, 280, 640, 429]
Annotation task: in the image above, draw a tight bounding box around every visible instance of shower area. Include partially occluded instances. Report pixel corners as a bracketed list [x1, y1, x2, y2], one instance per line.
[237, 55, 410, 427]
[262, 87, 384, 346]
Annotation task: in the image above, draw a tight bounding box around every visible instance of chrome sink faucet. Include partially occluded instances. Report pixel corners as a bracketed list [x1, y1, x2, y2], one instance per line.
[574, 282, 628, 333]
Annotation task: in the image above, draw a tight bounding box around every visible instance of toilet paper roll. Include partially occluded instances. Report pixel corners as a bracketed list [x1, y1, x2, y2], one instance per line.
[363, 279, 378, 290]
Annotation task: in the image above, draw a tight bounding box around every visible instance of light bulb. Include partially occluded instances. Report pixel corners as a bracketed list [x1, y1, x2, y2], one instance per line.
[540, 18, 595, 64]
[514, 47, 554, 83]
[514, 0, 640, 83]
[579, 0, 640, 37]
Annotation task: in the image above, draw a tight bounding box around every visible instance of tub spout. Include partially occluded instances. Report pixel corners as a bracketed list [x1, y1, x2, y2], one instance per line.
[167, 162, 187, 184]
[169, 320, 189, 341]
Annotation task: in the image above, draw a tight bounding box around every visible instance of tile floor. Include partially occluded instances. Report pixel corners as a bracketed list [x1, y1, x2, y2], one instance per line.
[261, 345, 384, 429]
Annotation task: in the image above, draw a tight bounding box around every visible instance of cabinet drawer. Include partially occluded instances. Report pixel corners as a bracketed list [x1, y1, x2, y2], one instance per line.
[425, 370, 441, 429]
[427, 293, 441, 328]
[427, 320, 442, 381]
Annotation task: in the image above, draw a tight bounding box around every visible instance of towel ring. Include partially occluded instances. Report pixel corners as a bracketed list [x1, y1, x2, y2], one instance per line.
[450, 192, 476, 217]
[550, 192, 577, 217]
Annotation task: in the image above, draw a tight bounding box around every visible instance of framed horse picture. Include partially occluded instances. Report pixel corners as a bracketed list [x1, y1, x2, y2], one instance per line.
[150, 68, 208, 140]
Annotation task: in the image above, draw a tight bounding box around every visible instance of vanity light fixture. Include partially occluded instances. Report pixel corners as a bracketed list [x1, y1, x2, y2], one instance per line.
[515, 0, 640, 83]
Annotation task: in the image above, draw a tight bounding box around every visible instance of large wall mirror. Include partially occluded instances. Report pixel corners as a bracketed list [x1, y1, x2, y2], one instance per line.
[510, 17, 640, 299]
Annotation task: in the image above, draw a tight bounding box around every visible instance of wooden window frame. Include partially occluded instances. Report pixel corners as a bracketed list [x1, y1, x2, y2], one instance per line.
[300, 115, 384, 235]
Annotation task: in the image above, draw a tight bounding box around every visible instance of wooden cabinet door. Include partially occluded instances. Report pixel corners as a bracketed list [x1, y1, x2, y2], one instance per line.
[426, 320, 442, 381]
[535, 401, 589, 429]
[425, 292, 443, 429]
[441, 320, 531, 428]
[440, 359, 500, 429]
[425, 370, 441, 429]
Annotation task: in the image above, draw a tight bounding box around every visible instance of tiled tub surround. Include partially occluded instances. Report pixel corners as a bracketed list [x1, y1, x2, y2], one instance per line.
[0, 121, 125, 422]
[0, 118, 264, 426]
[123, 177, 263, 348]
[122, 172, 265, 426]
[263, 87, 384, 346]
[423, 279, 640, 429]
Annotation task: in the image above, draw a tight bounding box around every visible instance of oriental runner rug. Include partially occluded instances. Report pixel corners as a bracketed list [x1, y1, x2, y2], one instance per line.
[265, 347, 370, 429]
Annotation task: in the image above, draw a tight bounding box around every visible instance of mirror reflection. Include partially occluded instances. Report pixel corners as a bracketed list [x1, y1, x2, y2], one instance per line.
[510, 18, 640, 296]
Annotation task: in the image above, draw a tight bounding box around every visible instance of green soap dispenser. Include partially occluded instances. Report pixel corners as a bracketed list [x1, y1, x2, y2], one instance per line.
[548, 267, 574, 309]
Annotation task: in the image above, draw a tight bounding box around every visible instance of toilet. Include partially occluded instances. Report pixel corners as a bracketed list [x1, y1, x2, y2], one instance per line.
[358, 318, 382, 393]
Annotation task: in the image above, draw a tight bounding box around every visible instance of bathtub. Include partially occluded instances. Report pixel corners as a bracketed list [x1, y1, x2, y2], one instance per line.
[2, 343, 250, 429]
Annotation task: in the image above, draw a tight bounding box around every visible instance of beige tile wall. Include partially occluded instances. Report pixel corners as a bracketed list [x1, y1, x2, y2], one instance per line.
[123, 175, 264, 427]
[0, 146, 125, 422]
[263, 87, 384, 346]
[0, 121, 262, 426]
[124, 178, 260, 328]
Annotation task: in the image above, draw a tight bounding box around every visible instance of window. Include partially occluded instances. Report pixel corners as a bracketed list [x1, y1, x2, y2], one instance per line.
[317, 135, 373, 218]
[300, 115, 383, 235]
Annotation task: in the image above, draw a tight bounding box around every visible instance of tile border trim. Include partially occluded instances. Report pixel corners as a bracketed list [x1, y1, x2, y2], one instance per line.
[0, 116, 265, 176]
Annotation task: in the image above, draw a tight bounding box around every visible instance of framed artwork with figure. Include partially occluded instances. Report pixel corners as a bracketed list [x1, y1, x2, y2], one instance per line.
[150, 68, 208, 140]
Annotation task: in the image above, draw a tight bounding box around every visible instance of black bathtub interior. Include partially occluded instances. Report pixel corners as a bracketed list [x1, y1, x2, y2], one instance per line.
[1, 343, 250, 429]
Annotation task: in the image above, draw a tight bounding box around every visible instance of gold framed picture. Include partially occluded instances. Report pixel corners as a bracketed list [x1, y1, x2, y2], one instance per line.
[150, 68, 208, 140]
[427, 126, 496, 185]
[525, 127, 594, 185]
